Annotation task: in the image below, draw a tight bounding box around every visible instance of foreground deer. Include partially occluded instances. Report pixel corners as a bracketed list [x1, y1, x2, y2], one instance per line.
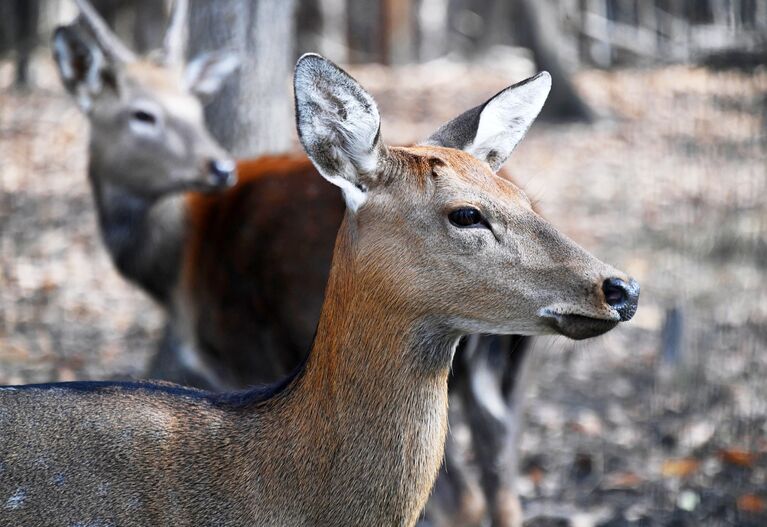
[1, 52, 638, 525]
[52, 3, 544, 525]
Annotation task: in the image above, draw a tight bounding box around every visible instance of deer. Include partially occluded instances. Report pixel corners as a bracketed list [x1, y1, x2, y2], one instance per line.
[1, 52, 639, 526]
[48, 2, 638, 525]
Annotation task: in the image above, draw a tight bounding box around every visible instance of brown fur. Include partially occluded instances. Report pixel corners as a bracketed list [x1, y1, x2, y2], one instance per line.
[180, 155, 344, 385]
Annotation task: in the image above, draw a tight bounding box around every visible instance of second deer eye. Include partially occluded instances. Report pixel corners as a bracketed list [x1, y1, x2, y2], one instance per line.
[448, 207, 486, 228]
[132, 110, 157, 125]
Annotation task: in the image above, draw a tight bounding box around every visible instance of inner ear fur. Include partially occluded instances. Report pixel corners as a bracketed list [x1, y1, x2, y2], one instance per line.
[423, 72, 551, 172]
[53, 24, 118, 109]
[294, 53, 385, 211]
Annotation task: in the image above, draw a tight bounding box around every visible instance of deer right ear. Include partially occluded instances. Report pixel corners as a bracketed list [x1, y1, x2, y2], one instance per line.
[52, 25, 117, 112]
[424, 72, 551, 172]
[185, 51, 240, 100]
[294, 53, 385, 212]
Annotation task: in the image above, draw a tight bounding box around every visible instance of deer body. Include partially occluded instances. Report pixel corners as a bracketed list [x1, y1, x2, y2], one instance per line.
[91, 154, 343, 386]
[1, 280, 449, 526]
[91, 179, 186, 304]
[2, 202, 457, 526]
[180, 156, 344, 385]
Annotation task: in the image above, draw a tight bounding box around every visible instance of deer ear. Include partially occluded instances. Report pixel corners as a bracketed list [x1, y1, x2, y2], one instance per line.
[185, 51, 239, 100]
[52, 25, 117, 112]
[294, 53, 385, 212]
[424, 72, 551, 172]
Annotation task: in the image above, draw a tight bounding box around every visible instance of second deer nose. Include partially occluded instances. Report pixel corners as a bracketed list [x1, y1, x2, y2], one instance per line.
[602, 277, 640, 322]
[208, 159, 237, 187]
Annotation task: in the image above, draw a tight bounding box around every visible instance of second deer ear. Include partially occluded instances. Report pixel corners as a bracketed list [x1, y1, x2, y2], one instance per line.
[294, 54, 385, 212]
[184, 51, 239, 100]
[52, 25, 118, 112]
[424, 72, 551, 172]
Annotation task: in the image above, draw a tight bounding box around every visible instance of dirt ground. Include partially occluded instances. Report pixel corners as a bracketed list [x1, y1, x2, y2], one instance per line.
[1, 58, 766, 526]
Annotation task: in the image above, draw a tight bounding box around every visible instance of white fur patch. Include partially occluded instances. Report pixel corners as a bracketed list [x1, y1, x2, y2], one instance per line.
[539, 303, 620, 321]
[468, 72, 551, 170]
[5, 488, 26, 510]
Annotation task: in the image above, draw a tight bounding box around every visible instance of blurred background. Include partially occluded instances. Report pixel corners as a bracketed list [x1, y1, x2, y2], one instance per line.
[0, 1, 766, 525]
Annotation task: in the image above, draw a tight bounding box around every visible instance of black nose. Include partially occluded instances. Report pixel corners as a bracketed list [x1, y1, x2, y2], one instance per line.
[208, 159, 237, 187]
[602, 277, 640, 322]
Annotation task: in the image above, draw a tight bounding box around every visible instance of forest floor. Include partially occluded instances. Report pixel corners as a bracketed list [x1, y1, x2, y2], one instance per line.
[1, 59, 766, 526]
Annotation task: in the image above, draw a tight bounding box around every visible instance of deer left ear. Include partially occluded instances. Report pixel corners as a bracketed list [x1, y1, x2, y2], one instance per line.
[185, 51, 239, 99]
[53, 25, 117, 112]
[424, 72, 551, 172]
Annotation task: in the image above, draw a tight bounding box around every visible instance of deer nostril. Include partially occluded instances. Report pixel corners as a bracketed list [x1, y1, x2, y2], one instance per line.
[603, 277, 640, 322]
[603, 278, 629, 307]
[208, 159, 237, 187]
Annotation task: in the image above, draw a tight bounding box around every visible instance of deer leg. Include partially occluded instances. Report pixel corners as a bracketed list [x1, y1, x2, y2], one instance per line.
[13, 0, 39, 88]
[462, 334, 531, 527]
[419, 347, 486, 527]
[418, 413, 486, 527]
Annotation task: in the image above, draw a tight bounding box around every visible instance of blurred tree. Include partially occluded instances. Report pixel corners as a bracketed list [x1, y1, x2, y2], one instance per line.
[189, 0, 296, 157]
[479, 0, 594, 122]
[382, 0, 416, 64]
[347, 0, 382, 63]
[296, 0, 323, 56]
[416, 0, 449, 61]
[0, 0, 40, 88]
[90, 0, 166, 54]
[296, 0, 347, 62]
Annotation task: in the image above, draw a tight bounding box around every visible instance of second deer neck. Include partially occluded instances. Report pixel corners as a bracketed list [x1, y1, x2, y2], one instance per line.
[88, 160, 186, 305]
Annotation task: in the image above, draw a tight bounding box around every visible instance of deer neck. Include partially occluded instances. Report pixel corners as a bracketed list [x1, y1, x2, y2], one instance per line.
[88, 159, 186, 305]
[262, 222, 457, 526]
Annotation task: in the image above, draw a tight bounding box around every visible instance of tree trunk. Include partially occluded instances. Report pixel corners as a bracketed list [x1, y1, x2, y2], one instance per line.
[381, 0, 416, 64]
[347, 0, 383, 63]
[188, 0, 296, 158]
[296, 0, 348, 63]
[0, 0, 40, 88]
[132, 0, 166, 54]
[509, 0, 594, 122]
[416, 0, 449, 61]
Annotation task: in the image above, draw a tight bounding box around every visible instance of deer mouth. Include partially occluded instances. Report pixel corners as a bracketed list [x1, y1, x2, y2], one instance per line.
[539, 308, 620, 340]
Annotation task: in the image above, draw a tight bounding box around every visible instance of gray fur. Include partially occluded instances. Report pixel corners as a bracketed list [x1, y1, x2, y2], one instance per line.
[52, 18, 235, 300]
[91, 182, 185, 303]
[424, 104, 483, 152]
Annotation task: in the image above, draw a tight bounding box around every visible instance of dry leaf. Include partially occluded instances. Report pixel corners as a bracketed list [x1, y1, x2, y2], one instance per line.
[719, 448, 758, 468]
[737, 494, 765, 513]
[661, 458, 700, 478]
[604, 471, 643, 489]
[527, 466, 545, 486]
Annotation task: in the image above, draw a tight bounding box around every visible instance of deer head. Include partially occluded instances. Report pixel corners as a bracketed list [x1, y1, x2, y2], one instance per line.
[295, 55, 639, 344]
[52, 0, 239, 197]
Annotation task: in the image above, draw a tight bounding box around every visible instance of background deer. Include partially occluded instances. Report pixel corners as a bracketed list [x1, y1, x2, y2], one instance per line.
[0, 52, 638, 527]
[50, 2, 637, 525]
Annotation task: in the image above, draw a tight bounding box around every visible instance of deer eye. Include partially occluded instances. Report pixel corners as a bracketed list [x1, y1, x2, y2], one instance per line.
[132, 109, 157, 125]
[448, 207, 486, 228]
